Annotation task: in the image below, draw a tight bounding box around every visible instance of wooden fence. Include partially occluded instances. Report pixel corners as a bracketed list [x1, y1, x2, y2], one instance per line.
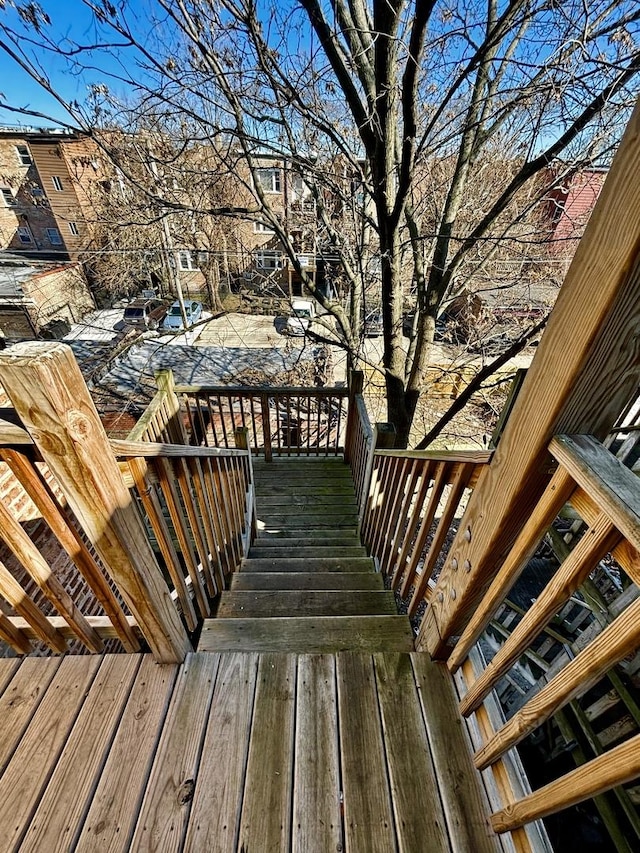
[176, 384, 348, 459]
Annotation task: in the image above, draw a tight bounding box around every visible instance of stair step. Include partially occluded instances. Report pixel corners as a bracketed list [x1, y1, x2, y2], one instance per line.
[255, 516, 358, 529]
[230, 572, 384, 591]
[198, 616, 414, 653]
[241, 556, 374, 573]
[255, 483, 356, 496]
[249, 546, 366, 559]
[258, 495, 357, 508]
[252, 536, 360, 550]
[217, 590, 396, 618]
[254, 528, 358, 541]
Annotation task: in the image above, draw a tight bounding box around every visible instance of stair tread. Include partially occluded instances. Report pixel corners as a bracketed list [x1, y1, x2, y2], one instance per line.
[197, 616, 414, 653]
[241, 557, 374, 573]
[249, 546, 366, 559]
[230, 573, 384, 590]
[254, 529, 358, 540]
[217, 589, 396, 618]
[253, 536, 360, 548]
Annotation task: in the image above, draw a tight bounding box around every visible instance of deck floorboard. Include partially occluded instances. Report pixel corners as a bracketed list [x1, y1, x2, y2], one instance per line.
[0, 650, 501, 852]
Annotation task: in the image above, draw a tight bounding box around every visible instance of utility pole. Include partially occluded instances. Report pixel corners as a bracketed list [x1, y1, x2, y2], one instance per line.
[146, 146, 189, 330]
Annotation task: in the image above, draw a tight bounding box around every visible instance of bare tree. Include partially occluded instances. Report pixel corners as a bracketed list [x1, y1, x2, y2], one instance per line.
[1, 0, 639, 444]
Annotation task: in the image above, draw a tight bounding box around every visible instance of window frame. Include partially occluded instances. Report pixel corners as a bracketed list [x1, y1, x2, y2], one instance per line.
[178, 250, 197, 271]
[254, 220, 275, 234]
[1, 187, 16, 207]
[16, 145, 32, 166]
[256, 168, 281, 193]
[17, 226, 32, 244]
[51, 176, 64, 192]
[46, 227, 63, 245]
[68, 221, 79, 236]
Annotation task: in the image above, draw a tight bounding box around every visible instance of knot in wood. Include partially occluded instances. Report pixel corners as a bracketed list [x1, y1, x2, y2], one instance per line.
[177, 778, 195, 805]
[66, 410, 93, 441]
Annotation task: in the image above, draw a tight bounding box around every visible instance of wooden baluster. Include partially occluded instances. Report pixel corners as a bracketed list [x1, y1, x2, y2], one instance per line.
[359, 423, 395, 537]
[364, 454, 391, 553]
[154, 457, 210, 618]
[370, 456, 407, 567]
[0, 557, 66, 652]
[383, 458, 421, 574]
[174, 458, 216, 598]
[0, 610, 31, 655]
[0, 482, 104, 652]
[2, 448, 139, 651]
[260, 393, 272, 461]
[201, 457, 231, 585]
[391, 460, 434, 590]
[187, 457, 222, 595]
[460, 509, 619, 717]
[127, 457, 197, 631]
[490, 732, 640, 834]
[408, 463, 475, 616]
[474, 595, 640, 771]
[399, 462, 450, 599]
[447, 466, 576, 672]
[209, 457, 237, 566]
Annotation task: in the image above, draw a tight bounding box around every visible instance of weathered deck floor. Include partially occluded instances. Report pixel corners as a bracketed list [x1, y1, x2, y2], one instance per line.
[0, 649, 500, 852]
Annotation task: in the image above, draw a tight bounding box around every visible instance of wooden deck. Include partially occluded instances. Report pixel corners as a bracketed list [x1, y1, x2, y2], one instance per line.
[0, 650, 500, 852]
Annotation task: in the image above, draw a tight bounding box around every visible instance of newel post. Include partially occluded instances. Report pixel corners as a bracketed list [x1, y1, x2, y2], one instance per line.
[0, 342, 192, 663]
[344, 369, 364, 464]
[155, 369, 189, 444]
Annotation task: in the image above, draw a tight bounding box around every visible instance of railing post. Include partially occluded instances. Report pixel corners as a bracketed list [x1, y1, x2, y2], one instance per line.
[235, 426, 257, 549]
[358, 422, 396, 532]
[260, 392, 273, 462]
[344, 370, 364, 464]
[155, 369, 189, 444]
[0, 342, 192, 663]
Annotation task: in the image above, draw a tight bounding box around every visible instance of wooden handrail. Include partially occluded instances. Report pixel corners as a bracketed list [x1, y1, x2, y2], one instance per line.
[374, 448, 493, 463]
[174, 384, 349, 396]
[111, 439, 249, 458]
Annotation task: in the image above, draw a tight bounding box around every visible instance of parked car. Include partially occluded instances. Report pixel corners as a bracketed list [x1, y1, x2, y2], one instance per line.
[123, 298, 168, 330]
[286, 299, 316, 336]
[163, 300, 203, 331]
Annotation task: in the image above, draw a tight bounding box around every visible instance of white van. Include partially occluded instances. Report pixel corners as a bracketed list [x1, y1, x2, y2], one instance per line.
[286, 300, 316, 336]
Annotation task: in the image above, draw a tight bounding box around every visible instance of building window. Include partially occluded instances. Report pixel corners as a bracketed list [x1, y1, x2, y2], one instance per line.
[16, 145, 31, 166]
[256, 168, 281, 193]
[51, 176, 64, 192]
[68, 221, 79, 236]
[256, 250, 283, 270]
[17, 226, 32, 244]
[1, 188, 16, 207]
[178, 251, 197, 270]
[46, 228, 62, 245]
[254, 221, 274, 234]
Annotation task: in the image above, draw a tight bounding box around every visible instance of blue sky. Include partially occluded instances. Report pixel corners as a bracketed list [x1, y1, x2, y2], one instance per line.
[0, 0, 149, 128]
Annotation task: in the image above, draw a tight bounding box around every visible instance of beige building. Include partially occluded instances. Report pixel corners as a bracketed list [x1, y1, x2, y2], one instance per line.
[0, 127, 101, 260]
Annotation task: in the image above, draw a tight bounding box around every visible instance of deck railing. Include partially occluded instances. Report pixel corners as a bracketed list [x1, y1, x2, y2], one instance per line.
[442, 435, 640, 840]
[361, 449, 491, 617]
[176, 384, 348, 459]
[0, 343, 254, 663]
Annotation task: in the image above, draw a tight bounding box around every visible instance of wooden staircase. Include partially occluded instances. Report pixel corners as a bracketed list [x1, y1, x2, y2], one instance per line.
[198, 457, 414, 653]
